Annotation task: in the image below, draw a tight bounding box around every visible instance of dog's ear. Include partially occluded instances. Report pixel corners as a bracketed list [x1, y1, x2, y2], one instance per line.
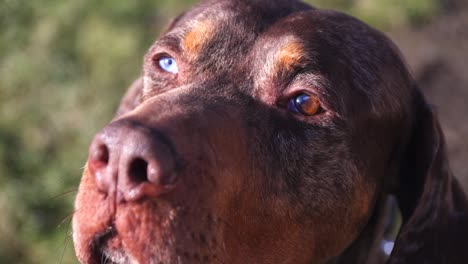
[388, 90, 468, 264]
[115, 77, 143, 117]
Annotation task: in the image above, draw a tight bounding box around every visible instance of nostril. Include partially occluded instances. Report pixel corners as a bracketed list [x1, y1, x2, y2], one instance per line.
[128, 158, 148, 184]
[123, 156, 176, 202]
[96, 144, 110, 165]
[90, 144, 110, 169]
[88, 140, 114, 195]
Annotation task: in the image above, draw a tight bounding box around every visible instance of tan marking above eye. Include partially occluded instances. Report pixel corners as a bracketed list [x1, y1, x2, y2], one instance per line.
[276, 41, 307, 72]
[182, 20, 216, 57]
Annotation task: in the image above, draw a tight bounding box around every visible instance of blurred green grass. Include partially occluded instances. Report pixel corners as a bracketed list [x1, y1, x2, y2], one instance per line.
[0, 0, 439, 263]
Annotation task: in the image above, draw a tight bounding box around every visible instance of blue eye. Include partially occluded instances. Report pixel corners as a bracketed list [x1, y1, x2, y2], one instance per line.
[158, 56, 178, 74]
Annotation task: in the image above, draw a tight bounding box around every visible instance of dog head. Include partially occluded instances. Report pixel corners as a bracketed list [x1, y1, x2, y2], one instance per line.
[73, 0, 468, 263]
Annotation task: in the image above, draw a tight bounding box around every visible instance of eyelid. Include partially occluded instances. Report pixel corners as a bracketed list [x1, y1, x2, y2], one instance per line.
[280, 89, 321, 106]
[153, 52, 174, 61]
[282, 73, 326, 96]
[149, 40, 181, 62]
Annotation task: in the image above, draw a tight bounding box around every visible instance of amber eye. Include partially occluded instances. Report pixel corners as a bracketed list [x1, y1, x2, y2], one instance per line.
[287, 93, 321, 116]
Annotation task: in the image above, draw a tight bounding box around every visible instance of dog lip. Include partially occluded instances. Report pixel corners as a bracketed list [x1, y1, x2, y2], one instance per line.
[91, 225, 121, 264]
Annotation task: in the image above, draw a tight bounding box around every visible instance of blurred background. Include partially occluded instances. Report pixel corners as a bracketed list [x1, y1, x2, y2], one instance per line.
[0, 0, 467, 263]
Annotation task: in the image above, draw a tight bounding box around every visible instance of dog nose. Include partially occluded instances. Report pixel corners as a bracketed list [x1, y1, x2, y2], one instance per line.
[87, 119, 177, 203]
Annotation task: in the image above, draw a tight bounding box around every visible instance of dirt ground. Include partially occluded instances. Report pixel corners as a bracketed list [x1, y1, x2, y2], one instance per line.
[389, 5, 468, 190]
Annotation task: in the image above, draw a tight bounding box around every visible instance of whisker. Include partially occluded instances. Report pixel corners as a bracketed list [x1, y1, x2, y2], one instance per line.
[58, 210, 79, 229]
[49, 189, 79, 201]
[59, 218, 72, 264]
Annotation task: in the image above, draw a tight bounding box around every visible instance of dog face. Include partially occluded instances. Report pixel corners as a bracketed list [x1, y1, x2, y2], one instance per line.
[73, 1, 466, 264]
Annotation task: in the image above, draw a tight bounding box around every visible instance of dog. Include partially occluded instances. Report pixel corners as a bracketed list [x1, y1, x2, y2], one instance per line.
[72, 0, 468, 263]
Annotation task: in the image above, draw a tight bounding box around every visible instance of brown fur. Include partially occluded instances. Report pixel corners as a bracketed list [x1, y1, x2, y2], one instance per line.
[73, 0, 468, 263]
